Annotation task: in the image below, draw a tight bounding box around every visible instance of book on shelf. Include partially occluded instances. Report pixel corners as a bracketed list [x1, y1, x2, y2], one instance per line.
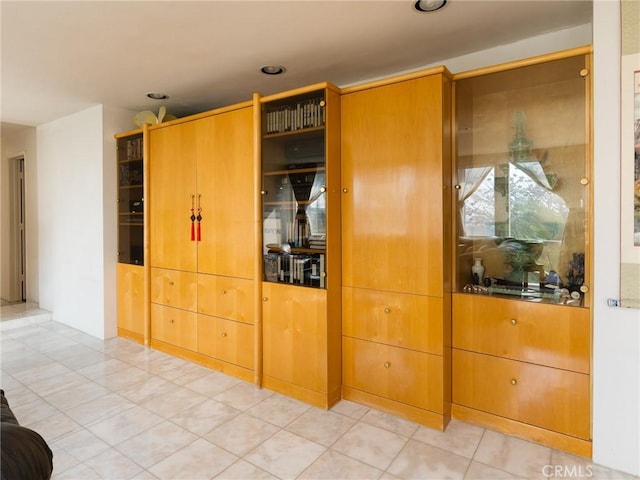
[265, 97, 326, 135]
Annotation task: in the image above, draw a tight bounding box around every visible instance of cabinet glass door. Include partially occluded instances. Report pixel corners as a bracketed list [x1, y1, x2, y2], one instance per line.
[118, 132, 144, 265]
[261, 91, 327, 288]
[454, 54, 590, 306]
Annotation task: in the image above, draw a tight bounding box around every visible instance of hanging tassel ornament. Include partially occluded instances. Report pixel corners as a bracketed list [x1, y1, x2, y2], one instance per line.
[190, 194, 196, 241]
[196, 194, 202, 242]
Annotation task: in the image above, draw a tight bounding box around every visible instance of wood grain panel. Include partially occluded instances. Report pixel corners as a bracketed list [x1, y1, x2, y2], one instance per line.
[453, 349, 590, 439]
[149, 121, 198, 272]
[150, 303, 198, 351]
[197, 106, 256, 278]
[341, 74, 445, 296]
[343, 336, 443, 413]
[343, 286, 443, 355]
[197, 314, 254, 369]
[197, 274, 255, 324]
[453, 294, 590, 373]
[117, 263, 144, 336]
[262, 282, 328, 393]
[150, 267, 198, 312]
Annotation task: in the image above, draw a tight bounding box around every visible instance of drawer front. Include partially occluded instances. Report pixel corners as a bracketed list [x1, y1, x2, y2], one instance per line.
[198, 314, 254, 369]
[151, 267, 198, 311]
[197, 274, 255, 324]
[343, 287, 443, 355]
[343, 336, 443, 413]
[453, 294, 590, 373]
[151, 304, 198, 351]
[453, 349, 590, 439]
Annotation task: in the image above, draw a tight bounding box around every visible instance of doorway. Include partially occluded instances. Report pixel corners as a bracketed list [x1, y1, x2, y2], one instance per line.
[11, 155, 26, 303]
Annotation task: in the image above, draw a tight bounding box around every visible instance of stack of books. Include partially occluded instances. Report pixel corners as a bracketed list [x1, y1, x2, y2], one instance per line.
[309, 234, 326, 250]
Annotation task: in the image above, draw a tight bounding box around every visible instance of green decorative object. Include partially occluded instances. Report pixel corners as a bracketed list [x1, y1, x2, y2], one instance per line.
[508, 111, 534, 161]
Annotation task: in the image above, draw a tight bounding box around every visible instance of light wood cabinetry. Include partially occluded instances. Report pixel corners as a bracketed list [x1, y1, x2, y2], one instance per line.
[259, 84, 342, 408]
[148, 102, 256, 382]
[115, 129, 147, 344]
[340, 68, 452, 429]
[451, 47, 592, 457]
[116, 263, 144, 342]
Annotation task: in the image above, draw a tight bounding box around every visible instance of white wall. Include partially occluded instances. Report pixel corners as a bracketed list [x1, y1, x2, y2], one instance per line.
[36, 105, 133, 339]
[592, 0, 640, 475]
[1, 123, 38, 303]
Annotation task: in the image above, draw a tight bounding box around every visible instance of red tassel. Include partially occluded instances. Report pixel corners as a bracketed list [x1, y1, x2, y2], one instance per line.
[190, 222, 195, 241]
[197, 222, 201, 242]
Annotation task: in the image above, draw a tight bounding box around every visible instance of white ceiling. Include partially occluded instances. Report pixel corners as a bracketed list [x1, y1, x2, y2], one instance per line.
[1, 0, 592, 127]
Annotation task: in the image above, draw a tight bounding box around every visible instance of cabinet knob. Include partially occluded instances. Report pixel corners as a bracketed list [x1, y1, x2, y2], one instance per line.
[580, 285, 589, 293]
[510, 378, 517, 385]
[168, 281, 174, 286]
[221, 332, 227, 337]
[454, 184, 462, 190]
[220, 289, 227, 294]
[384, 361, 391, 369]
[510, 319, 517, 326]
[261, 190, 268, 195]
[580, 178, 589, 185]
[262, 297, 268, 302]
[320, 186, 326, 193]
[342, 188, 349, 193]
[579, 68, 589, 78]
[384, 307, 391, 314]
[169, 319, 175, 324]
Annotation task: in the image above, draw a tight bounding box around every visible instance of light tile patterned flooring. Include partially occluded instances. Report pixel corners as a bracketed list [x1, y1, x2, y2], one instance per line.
[1, 306, 638, 480]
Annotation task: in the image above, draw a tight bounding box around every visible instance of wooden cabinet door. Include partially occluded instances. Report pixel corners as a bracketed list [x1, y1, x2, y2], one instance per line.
[196, 106, 255, 278]
[197, 274, 254, 324]
[262, 282, 327, 393]
[343, 336, 444, 413]
[341, 74, 446, 296]
[117, 263, 144, 335]
[453, 349, 590, 439]
[198, 314, 254, 369]
[151, 304, 198, 351]
[149, 121, 198, 272]
[453, 294, 591, 373]
[150, 267, 198, 312]
[343, 286, 443, 355]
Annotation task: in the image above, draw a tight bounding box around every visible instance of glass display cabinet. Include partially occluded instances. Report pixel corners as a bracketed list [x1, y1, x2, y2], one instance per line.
[117, 131, 144, 265]
[261, 90, 328, 288]
[454, 53, 591, 307]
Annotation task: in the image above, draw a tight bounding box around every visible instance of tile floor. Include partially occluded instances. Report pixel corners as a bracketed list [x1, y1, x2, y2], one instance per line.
[1, 307, 638, 480]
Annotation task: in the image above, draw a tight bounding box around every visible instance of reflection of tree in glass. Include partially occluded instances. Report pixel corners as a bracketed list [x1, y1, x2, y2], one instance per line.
[463, 164, 568, 241]
[508, 166, 568, 241]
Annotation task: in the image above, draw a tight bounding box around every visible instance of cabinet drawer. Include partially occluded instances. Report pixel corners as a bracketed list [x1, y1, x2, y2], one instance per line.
[453, 294, 590, 373]
[343, 287, 443, 355]
[151, 304, 198, 351]
[197, 274, 255, 324]
[453, 349, 590, 439]
[343, 337, 443, 413]
[198, 314, 254, 369]
[151, 267, 197, 311]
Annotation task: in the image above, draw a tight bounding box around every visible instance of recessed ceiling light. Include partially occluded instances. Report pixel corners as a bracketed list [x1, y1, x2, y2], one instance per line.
[260, 65, 286, 75]
[413, 0, 447, 12]
[146, 92, 169, 100]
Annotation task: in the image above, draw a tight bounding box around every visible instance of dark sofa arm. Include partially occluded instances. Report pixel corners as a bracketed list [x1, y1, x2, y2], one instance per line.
[1, 390, 53, 480]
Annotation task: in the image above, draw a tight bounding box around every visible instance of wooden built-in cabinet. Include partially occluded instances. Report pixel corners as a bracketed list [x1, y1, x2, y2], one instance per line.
[115, 129, 147, 344]
[451, 47, 592, 457]
[340, 68, 452, 429]
[259, 83, 342, 408]
[148, 102, 257, 382]
[115, 47, 594, 458]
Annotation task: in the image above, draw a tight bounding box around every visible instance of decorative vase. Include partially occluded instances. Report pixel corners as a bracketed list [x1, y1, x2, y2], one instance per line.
[471, 258, 485, 285]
